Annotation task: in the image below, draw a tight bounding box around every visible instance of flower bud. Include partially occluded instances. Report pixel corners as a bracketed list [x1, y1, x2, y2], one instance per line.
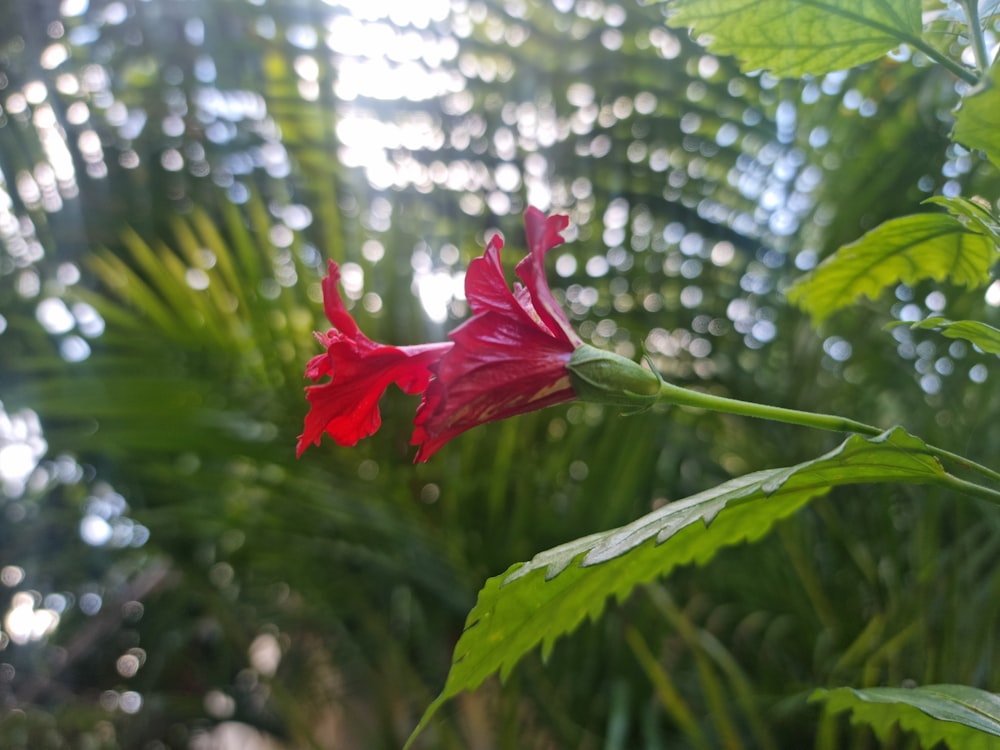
[566, 344, 660, 410]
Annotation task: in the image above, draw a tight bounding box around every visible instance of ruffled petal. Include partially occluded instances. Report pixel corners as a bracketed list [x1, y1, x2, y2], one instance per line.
[464, 234, 548, 334]
[304, 351, 332, 381]
[515, 207, 582, 346]
[411, 312, 575, 462]
[410, 208, 583, 461]
[297, 260, 451, 457]
[464, 234, 515, 316]
[321, 260, 365, 341]
[297, 340, 450, 457]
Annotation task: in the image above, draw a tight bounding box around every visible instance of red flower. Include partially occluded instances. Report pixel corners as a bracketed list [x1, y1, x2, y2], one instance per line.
[298, 211, 660, 460]
[411, 207, 583, 461]
[296, 260, 451, 457]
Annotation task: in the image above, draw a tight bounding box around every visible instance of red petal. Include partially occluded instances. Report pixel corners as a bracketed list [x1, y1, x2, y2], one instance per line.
[297, 340, 450, 457]
[411, 312, 575, 462]
[515, 208, 581, 346]
[297, 260, 451, 457]
[411, 208, 583, 461]
[304, 351, 332, 381]
[464, 234, 542, 331]
[321, 260, 365, 341]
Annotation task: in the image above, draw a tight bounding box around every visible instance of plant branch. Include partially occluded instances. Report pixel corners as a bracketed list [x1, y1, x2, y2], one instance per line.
[907, 36, 980, 85]
[921, 443, 1000, 486]
[957, 0, 994, 75]
[656, 381, 1000, 487]
[936, 473, 1000, 506]
[657, 380, 882, 436]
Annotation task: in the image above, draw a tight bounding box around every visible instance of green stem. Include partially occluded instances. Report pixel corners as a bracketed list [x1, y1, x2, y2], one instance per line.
[937, 473, 1000, 506]
[658, 380, 882, 437]
[957, 0, 994, 75]
[923, 444, 1000, 485]
[657, 381, 1000, 488]
[907, 36, 980, 86]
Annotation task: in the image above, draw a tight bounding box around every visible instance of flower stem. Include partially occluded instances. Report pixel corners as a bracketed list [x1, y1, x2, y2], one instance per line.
[657, 380, 882, 437]
[920, 444, 1000, 487]
[656, 381, 1000, 488]
[957, 0, 993, 75]
[936, 473, 1000, 506]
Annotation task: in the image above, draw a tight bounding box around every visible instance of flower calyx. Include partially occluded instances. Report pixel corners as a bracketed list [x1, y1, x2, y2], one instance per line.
[566, 343, 661, 412]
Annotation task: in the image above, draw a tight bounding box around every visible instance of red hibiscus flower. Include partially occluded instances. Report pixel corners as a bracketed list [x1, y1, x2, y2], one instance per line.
[411, 207, 584, 462]
[296, 260, 451, 457]
[298, 209, 659, 461]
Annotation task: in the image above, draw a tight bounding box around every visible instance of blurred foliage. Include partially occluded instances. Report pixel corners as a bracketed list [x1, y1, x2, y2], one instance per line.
[662, 0, 923, 78]
[787, 212, 995, 324]
[0, 0, 998, 749]
[953, 57, 1000, 168]
[815, 684, 1000, 748]
[902, 316, 1000, 354]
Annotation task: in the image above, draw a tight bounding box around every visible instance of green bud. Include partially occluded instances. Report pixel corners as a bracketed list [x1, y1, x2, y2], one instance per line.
[567, 344, 661, 410]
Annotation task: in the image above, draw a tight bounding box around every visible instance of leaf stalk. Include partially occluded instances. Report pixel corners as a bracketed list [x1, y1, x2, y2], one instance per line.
[909, 36, 980, 85]
[656, 381, 1000, 490]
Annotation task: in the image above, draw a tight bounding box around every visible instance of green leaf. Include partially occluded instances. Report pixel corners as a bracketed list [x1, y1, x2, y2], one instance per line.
[907, 316, 1000, 355]
[787, 213, 996, 324]
[954, 62, 1000, 168]
[661, 0, 920, 78]
[922, 196, 1000, 243]
[813, 685, 1000, 748]
[406, 429, 947, 746]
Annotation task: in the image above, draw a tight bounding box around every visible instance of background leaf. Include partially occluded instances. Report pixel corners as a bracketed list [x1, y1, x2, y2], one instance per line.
[408, 428, 949, 744]
[814, 684, 1000, 748]
[906, 316, 1000, 354]
[954, 62, 1000, 168]
[923, 195, 1000, 242]
[787, 213, 995, 323]
[661, 0, 920, 77]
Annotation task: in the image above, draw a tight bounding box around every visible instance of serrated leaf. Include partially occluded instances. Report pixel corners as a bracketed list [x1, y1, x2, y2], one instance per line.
[923, 196, 1000, 243]
[787, 213, 995, 324]
[954, 62, 1000, 168]
[406, 429, 947, 746]
[814, 685, 1000, 748]
[660, 0, 920, 78]
[908, 316, 1000, 354]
